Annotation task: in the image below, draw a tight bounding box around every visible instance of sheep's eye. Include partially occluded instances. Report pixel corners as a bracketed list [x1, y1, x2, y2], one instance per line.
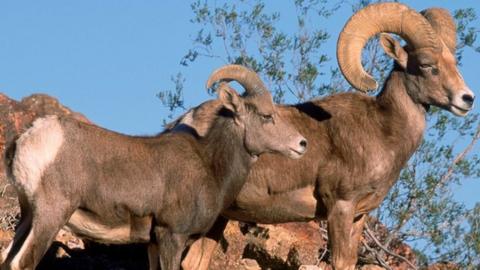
[419, 64, 439, 76]
[260, 114, 274, 123]
[419, 64, 433, 69]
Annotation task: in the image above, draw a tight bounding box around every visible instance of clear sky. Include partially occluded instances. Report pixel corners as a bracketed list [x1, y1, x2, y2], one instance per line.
[1, 1, 479, 204]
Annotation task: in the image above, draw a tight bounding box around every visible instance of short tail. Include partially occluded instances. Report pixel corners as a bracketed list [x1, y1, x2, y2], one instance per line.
[4, 137, 18, 182]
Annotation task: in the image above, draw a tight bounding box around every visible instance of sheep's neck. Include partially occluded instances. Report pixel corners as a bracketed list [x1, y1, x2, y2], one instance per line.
[201, 117, 253, 210]
[376, 69, 427, 158]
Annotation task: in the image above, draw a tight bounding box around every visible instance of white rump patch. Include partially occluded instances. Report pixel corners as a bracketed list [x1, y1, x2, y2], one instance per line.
[12, 115, 64, 196]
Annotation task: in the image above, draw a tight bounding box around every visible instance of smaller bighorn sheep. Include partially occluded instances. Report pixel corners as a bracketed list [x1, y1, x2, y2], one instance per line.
[165, 3, 475, 270]
[1, 65, 307, 270]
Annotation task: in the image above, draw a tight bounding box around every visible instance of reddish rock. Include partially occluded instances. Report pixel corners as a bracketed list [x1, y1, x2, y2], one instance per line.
[209, 221, 328, 270]
[209, 218, 424, 270]
[360, 265, 386, 270]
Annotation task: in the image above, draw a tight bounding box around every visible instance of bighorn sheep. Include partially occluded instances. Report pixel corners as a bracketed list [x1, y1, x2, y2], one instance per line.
[168, 3, 475, 270]
[0, 65, 307, 270]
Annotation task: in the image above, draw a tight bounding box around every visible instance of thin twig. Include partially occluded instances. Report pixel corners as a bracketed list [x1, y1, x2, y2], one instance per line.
[316, 222, 329, 265]
[1, 183, 10, 197]
[361, 239, 393, 270]
[220, 17, 232, 62]
[438, 123, 480, 187]
[285, 83, 301, 101]
[317, 247, 329, 265]
[364, 223, 418, 270]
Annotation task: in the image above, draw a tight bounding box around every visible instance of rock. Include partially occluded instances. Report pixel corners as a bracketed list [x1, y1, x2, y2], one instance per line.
[0, 229, 14, 254]
[208, 218, 436, 270]
[299, 265, 323, 270]
[239, 258, 261, 270]
[360, 265, 386, 270]
[316, 262, 333, 270]
[208, 221, 247, 269]
[55, 229, 86, 258]
[210, 221, 327, 270]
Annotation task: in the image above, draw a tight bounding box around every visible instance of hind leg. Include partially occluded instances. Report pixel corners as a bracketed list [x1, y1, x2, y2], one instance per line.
[154, 227, 188, 270]
[1, 195, 32, 265]
[3, 196, 74, 270]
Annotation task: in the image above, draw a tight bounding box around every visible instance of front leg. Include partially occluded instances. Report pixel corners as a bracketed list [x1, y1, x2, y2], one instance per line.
[147, 243, 159, 270]
[153, 227, 189, 270]
[182, 216, 228, 270]
[327, 200, 364, 270]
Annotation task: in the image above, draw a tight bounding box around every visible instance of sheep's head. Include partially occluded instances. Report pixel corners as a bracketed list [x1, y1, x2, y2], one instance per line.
[207, 65, 307, 159]
[337, 3, 474, 116]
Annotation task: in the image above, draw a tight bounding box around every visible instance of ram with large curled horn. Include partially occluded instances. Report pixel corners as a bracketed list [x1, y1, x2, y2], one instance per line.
[162, 3, 476, 270]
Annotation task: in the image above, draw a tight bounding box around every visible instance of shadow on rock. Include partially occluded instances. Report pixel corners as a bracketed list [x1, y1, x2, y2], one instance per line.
[37, 242, 149, 270]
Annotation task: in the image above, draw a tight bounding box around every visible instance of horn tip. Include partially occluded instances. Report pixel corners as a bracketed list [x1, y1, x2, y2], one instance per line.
[353, 77, 378, 93]
[205, 79, 214, 91]
[364, 78, 378, 92]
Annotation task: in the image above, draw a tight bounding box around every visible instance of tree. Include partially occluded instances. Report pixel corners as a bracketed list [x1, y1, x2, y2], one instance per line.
[158, 0, 480, 268]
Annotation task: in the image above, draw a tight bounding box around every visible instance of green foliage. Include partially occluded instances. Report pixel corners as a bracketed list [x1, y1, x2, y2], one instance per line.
[158, 0, 480, 267]
[464, 203, 480, 266]
[157, 72, 186, 123]
[178, 0, 343, 103]
[455, 8, 480, 63]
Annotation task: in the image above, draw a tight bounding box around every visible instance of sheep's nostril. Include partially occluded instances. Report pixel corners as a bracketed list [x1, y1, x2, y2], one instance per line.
[300, 139, 307, 148]
[462, 94, 475, 106]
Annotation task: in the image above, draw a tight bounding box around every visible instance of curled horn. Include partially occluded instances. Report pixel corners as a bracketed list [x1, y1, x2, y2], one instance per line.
[421, 8, 457, 54]
[337, 2, 441, 92]
[206, 65, 268, 96]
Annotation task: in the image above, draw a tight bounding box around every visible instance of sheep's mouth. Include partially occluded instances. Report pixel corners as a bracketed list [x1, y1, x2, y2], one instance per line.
[287, 147, 306, 159]
[450, 104, 471, 116]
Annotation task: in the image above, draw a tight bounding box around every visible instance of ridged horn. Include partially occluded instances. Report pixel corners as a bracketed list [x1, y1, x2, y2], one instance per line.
[337, 3, 441, 92]
[421, 8, 457, 54]
[206, 64, 268, 96]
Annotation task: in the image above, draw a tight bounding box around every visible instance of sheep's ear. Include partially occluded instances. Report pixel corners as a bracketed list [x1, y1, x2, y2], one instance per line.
[218, 84, 246, 123]
[380, 33, 408, 69]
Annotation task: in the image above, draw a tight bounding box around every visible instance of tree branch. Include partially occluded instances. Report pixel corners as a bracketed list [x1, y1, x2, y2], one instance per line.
[438, 122, 480, 187]
[361, 239, 393, 270]
[364, 222, 418, 270]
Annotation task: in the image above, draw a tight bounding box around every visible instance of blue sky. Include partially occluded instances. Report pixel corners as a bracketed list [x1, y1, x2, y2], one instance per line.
[1, 1, 478, 134]
[1, 1, 479, 206]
